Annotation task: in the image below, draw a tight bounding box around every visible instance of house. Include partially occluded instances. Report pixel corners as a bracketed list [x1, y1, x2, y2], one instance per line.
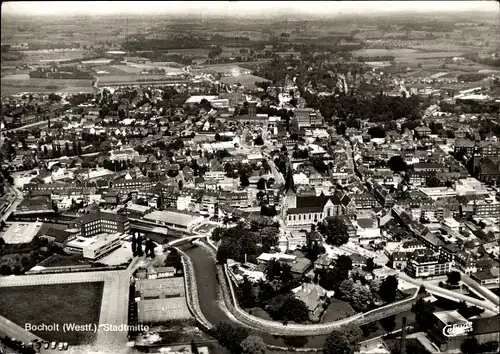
[471, 267, 500, 287]
[350, 254, 368, 268]
[146, 266, 177, 279]
[314, 254, 333, 270]
[39, 227, 77, 247]
[290, 258, 312, 277]
[292, 282, 330, 319]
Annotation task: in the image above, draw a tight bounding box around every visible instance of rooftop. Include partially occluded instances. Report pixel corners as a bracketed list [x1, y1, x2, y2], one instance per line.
[0, 222, 42, 244]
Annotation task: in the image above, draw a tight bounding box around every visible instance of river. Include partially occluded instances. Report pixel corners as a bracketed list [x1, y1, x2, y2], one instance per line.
[181, 244, 330, 350]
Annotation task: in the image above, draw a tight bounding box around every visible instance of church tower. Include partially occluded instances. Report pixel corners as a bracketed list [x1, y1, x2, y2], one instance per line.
[281, 162, 297, 223]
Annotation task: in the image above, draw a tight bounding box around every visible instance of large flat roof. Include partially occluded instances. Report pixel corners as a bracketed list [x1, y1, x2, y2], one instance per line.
[144, 210, 202, 227]
[136, 277, 185, 297]
[0, 222, 42, 244]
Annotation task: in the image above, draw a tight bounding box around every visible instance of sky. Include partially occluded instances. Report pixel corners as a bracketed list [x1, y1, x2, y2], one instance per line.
[2, 1, 498, 18]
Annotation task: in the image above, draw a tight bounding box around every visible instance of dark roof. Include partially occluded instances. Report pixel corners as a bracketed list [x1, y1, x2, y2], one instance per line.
[42, 228, 71, 243]
[471, 315, 500, 335]
[288, 206, 324, 214]
[75, 211, 127, 224]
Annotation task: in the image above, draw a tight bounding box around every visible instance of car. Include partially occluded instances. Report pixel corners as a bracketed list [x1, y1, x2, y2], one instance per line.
[51, 341, 57, 349]
[63, 342, 68, 350]
[58, 342, 64, 350]
[43, 342, 50, 349]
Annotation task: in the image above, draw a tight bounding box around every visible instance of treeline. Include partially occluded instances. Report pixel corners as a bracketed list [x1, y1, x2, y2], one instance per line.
[303, 91, 422, 122]
[457, 73, 488, 82]
[357, 56, 395, 62]
[464, 53, 500, 67]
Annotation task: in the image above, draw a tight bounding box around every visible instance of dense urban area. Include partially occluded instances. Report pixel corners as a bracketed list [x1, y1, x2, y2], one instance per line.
[0, 2, 499, 354]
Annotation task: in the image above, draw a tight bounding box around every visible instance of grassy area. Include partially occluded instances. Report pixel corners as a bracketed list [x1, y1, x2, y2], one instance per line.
[37, 253, 89, 267]
[0, 282, 104, 344]
[220, 74, 270, 89]
[321, 298, 356, 322]
[361, 310, 416, 341]
[248, 307, 273, 321]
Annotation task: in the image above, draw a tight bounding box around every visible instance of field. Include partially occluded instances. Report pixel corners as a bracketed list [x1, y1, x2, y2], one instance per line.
[1, 73, 93, 96]
[220, 74, 270, 89]
[3, 49, 91, 66]
[351, 48, 468, 61]
[0, 282, 104, 344]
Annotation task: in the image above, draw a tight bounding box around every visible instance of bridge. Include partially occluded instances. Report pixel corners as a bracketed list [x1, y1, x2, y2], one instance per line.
[167, 235, 206, 247]
[399, 273, 500, 313]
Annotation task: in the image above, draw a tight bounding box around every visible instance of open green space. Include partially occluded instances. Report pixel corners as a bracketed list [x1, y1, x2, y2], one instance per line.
[320, 298, 356, 322]
[0, 282, 104, 344]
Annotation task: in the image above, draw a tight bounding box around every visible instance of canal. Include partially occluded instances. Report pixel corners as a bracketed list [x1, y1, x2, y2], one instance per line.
[181, 244, 329, 350]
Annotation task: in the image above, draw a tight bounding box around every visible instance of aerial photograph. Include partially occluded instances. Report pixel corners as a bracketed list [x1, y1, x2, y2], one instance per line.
[0, 1, 499, 353]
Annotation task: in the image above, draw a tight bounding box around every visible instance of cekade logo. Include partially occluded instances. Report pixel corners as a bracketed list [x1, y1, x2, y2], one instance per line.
[443, 321, 473, 337]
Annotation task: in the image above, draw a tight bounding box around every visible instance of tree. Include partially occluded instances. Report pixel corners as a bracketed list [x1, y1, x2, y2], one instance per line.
[336, 280, 373, 312]
[412, 298, 436, 330]
[380, 315, 397, 332]
[447, 271, 461, 286]
[379, 275, 398, 303]
[217, 241, 240, 264]
[238, 276, 256, 308]
[324, 325, 362, 354]
[254, 135, 264, 145]
[215, 322, 249, 353]
[461, 337, 481, 354]
[241, 335, 267, 354]
[256, 178, 267, 190]
[363, 258, 375, 272]
[388, 155, 408, 173]
[367, 126, 386, 139]
[178, 180, 183, 190]
[215, 133, 222, 141]
[165, 248, 182, 271]
[336, 255, 353, 271]
[323, 217, 350, 246]
[280, 297, 309, 323]
[240, 174, 250, 187]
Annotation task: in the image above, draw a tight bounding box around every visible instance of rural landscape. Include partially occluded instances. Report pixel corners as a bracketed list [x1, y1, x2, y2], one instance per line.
[0, 2, 499, 354]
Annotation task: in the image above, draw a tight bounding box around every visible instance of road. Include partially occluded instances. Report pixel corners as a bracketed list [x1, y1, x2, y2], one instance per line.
[1, 183, 23, 222]
[4, 116, 65, 133]
[399, 273, 500, 313]
[266, 158, 285, 185]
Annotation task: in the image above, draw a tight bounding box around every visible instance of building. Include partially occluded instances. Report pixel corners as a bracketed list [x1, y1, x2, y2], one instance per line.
[281, 168, 354, 226]
[135, 277, 185, 299]
[82, 233, 122, 260]
[0, 222, 42, 244]
[40, 227, 77, 247]
[143, 210, 204, 231]
[109, 148, 140, 161]
[293, 108, 323, 128]
[71, 211, 130, 237]
[405, 255, 452, 278]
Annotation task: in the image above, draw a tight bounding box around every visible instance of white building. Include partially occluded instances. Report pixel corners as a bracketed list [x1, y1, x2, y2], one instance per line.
[83, 233, 122, 260]
[143, 210, 204, 231]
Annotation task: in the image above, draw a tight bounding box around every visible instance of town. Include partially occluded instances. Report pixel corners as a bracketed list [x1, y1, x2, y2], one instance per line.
[0, 2, 499, 354]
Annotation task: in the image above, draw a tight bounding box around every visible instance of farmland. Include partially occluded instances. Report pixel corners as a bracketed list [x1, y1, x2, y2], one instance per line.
[351, 48, 468, 61]
[220, 74, 270, 89]
[1, 73, 93, 96]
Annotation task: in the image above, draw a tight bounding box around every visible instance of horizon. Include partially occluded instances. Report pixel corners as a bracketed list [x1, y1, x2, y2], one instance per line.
[2, 1, 499, 18]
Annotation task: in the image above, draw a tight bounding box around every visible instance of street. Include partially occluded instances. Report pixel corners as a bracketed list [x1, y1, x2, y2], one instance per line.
[1, 183, 23, 222]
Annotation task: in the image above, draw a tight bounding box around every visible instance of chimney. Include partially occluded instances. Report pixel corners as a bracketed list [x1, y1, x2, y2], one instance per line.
[399, 316, 407, 354]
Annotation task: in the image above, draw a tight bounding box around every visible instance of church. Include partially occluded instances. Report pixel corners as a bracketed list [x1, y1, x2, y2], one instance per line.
[280, 165, 354, 228]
